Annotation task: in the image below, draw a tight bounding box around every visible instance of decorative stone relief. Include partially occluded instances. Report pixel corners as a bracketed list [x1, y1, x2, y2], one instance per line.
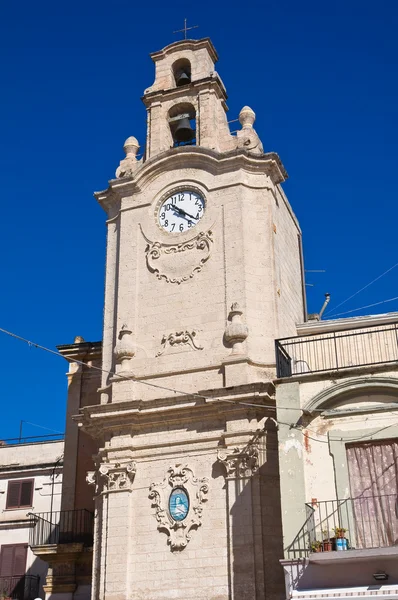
[217, 444, 259, 478]
[86, 461, 136, 496]
[115, 136, 141, 178]
[156, 330, 203, 357]
[236, 106, 264, 155]
[148, 464, 209, 551]
[144, 230, 213, 284]
[114, 324, 135, 372]
[224, 302, 249, 354]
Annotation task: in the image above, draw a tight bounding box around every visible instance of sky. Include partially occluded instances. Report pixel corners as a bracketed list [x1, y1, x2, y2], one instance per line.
[0, 0, 397, 438]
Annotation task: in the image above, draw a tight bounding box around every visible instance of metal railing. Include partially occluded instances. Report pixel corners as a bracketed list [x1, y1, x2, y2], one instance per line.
[0, 575, 40, 600]
[276, 322, 398, 377]
[29, 509, 94, 547]
[287, 494, 398, 558]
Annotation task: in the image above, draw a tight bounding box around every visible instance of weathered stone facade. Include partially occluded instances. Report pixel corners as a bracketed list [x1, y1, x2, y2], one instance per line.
[57, 36, 306, 600]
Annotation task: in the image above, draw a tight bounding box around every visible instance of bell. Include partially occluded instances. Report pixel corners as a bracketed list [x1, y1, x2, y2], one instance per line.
[176, 70, 191, 87]
[173, 117, 195, 143]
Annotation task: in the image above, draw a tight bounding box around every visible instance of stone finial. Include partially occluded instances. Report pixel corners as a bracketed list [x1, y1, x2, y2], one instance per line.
[224, 303, 249, 355]
[114, 324, 135, 371]
[74, 335, 85, 343]
[239, 106, 256, 129]
[115, 136, 140, 178]
[236, 106, 263, 155]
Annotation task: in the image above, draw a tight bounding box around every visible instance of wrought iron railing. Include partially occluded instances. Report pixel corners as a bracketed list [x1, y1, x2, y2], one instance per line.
[0, 575, 40, 600]
[29, 509, 94, 547]
[276, 322, 398, 377]
[287, 494, 398, 558]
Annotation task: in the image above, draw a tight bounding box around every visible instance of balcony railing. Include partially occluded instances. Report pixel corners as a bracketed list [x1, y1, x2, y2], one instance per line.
[0, 575, 40, 600]
[287, 494, 398, 558]
[276, 322, 398, 377]
[29, 509, 94, 547]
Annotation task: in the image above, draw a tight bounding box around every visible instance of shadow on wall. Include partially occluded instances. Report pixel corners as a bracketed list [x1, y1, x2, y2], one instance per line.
[219, 419, 285, 600]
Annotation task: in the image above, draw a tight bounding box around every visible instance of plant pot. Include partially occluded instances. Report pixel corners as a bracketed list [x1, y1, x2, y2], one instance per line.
[322, 541, 333, 552]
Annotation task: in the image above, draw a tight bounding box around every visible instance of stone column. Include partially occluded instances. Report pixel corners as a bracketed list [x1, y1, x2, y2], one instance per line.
[87, 459, 136, 600]
[217, 443, 265, 600]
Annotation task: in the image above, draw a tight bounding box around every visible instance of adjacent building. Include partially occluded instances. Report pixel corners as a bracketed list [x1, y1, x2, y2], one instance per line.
[0, 437, 63, 600]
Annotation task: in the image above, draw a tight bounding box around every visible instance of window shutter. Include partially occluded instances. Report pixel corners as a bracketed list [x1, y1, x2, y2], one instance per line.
[6, 482, 21, 509]
[0, 546, 15, 576]
[20, 481, 33, 507]
[13, 546, 27, 576]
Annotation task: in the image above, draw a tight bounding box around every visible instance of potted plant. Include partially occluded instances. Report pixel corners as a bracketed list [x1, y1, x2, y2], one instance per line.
[310, 540, 323, 553]
[332, 527, 348, 550]
[321, 529, 333, 552]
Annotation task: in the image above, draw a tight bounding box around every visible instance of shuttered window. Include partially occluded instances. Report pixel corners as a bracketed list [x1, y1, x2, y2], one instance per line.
[0, 545, 27, 576]
[6, 480, 34, 509]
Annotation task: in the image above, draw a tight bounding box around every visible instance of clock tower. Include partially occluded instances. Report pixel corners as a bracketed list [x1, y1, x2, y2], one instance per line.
[79, 37, 305, 600]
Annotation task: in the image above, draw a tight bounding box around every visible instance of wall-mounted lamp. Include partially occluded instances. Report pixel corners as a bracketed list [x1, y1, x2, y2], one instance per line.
[373, 572, 388, 582]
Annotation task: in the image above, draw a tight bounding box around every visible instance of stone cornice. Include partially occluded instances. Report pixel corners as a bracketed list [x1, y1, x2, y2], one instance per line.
[142, 76, 227, 106]
[95, 147, 287, 213]
[74, 382, 275, 436]
[150, 38, 218, 64]
[296, 312, 398, 336]
[57, 340, 102, 360]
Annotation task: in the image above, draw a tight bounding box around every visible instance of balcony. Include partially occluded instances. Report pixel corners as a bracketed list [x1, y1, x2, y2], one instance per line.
[275, 322, 398, 378]
[0, 575, 40, 600]
[28, 509, 94, 548]
[287, 494, 398, 559]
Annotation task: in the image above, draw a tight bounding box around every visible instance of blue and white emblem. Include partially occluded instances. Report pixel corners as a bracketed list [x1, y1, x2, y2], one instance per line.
[169, 487, 189, 521]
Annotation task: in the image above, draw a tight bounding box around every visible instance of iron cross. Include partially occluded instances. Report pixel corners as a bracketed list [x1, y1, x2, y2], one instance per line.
[173, 18, 199, 40]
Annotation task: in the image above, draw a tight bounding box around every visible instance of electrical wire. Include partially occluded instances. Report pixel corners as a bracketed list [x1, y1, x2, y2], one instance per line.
[325, 261, 398, 317]
[321, 296, 398, 319]
[0, 325, 397, 441]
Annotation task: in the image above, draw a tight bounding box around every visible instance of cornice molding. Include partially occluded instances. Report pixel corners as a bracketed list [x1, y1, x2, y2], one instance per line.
[303, 376, 398, 415]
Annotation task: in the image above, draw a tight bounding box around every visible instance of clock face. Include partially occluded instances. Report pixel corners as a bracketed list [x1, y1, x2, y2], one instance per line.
[169, 487, 189, 521]
[158, 190, 205, 233]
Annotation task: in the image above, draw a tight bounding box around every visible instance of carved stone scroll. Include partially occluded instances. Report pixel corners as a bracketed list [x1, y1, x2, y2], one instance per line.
[156, 330, 203, 357]
[217, 444, 259, 478]
[86, 461, 136, 496]
[144, 230, 213, 284]
[148, 464, 209, 551]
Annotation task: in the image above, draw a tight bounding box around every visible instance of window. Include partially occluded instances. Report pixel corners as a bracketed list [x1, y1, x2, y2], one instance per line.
[0, 544, 27, 576]
[6, 480, 34, 509]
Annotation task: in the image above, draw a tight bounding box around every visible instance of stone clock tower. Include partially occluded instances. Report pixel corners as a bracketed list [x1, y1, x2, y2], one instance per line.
[78, 37, 305, 600]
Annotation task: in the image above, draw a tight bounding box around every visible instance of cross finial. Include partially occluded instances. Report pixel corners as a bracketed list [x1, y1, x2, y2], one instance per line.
[173, 18, 199, 40]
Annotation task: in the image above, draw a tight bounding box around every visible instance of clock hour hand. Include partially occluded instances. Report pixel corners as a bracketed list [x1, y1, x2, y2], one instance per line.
[171, 205, 198, 221]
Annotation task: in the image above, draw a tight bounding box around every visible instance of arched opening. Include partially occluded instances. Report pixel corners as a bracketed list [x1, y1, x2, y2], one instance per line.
[168, 103, 196, 147]
[172, 58, 192, 87]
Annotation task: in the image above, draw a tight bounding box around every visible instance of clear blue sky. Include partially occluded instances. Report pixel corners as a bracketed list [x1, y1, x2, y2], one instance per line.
[0, 0, 397, 438]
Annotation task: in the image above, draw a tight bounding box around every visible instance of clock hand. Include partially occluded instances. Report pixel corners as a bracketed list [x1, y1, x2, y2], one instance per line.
[171, 205, 198, 221]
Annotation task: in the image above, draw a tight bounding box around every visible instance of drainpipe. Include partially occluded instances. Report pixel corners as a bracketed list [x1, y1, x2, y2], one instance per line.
[319, 293, 331, 320]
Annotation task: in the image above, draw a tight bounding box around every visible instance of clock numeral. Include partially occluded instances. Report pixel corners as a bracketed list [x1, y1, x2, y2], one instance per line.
[195, 199, 202, 207]
[171, 223, 175, 231]
[188, 221, 192, 228]
[179, 224, 184, 232]
[160, 212, 165, 220]
[164, 220, 168, 227]
[178, 193, 184, 202]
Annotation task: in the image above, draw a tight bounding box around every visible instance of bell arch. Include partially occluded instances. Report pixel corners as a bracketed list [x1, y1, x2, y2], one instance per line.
[172, 58, 192, 87]
[168, 102, 196, 147]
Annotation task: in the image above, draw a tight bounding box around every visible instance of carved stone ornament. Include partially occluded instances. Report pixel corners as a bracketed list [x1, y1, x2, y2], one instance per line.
[144, 230, 213, 284]
[115, 136, 141, 178]
[86, 461, 136, 496]
[236, 106, 264, 155]
[156, 330, 203, 357]
[114, 324, 135, 371]
[217, 444, 259, 478]
[224, 302, 249, 355]
[148, 464, 209, 551]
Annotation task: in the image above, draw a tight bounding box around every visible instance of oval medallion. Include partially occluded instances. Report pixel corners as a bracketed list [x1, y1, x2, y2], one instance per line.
[169, 487, 189, 521]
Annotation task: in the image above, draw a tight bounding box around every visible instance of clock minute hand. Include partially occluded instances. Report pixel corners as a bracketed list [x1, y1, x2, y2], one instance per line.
[172, 205, 198, 221]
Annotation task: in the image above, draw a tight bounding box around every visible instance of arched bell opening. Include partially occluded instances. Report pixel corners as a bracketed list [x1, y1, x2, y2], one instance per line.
[168, 103, 196, 147]
[172, 58, 192, 87]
